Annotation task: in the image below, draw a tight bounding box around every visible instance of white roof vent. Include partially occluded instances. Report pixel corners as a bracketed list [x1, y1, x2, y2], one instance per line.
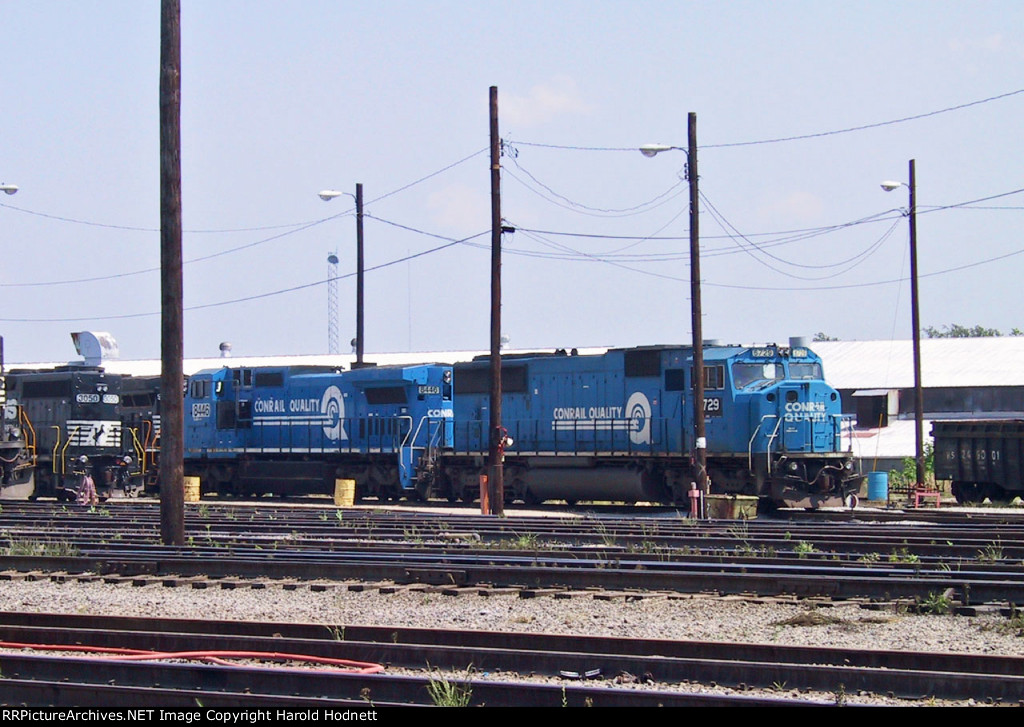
[70, 331, 119, 366]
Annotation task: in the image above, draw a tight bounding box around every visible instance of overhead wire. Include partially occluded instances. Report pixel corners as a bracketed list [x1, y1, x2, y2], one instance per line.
[0, 147, 488, 288]
[699, 190, 901, 279]
[0, 229, 487, 323]
[503, 143, 688, 217]
[513, 88, 1024, 151]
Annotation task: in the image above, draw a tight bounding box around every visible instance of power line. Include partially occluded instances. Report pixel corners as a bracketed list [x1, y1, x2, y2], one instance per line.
[0, 231, 486, 323]
[513, 88, 1024, 151]
[700, 190, 900, 279]
[504, 149, 687, 216]
[0, 147, 487, 235]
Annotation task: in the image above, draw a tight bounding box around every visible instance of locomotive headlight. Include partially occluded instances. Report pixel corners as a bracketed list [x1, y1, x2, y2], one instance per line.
[845, 460, 853, 471]
[788, 461, 799, 472]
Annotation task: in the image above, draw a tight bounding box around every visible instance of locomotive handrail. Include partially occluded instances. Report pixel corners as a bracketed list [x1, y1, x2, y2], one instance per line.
[60, 425, 82, 475]
[397, 415, 415, 484]
[766, 416, 785, 474]
[837, 413, 855, 453]
[18, 407, 37, 469]
[747, 415, 777, 471]
[127, 428, 145, 477]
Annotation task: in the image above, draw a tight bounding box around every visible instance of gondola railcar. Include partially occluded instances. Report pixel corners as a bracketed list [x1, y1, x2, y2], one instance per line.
[439, 343, 860, 508]
[932, 419, 1024, 503]
[183, 363, 453, 499]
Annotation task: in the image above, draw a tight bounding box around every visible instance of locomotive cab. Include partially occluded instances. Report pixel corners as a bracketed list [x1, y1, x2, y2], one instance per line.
[725, 346, 859, 508]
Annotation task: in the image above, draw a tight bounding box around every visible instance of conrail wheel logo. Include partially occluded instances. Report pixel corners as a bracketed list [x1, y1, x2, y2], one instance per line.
[626, 391, 651, 445]
[321, 385, 347, 441]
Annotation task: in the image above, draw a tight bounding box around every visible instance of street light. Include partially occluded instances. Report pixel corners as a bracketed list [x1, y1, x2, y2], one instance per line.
[0, 183, 18, 196]
[881, 159, 925, 490]
[319, 184, 365, 366]
[639, 113, 708, 518]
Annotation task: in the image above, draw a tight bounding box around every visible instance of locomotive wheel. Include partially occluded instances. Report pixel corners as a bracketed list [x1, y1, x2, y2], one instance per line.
[844, 493, 859, 509]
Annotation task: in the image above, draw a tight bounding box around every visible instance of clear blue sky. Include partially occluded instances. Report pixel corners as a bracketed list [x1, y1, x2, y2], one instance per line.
[1, 1, 1021, 363]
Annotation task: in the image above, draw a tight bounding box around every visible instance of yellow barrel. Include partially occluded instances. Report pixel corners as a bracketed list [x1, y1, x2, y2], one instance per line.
[183, 476, 201, 502]
[334, 478, 356, 507]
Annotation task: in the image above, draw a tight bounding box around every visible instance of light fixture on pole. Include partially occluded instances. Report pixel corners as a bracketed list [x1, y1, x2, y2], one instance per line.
[319, 184, 365, 366]
[881, 159, 925, 490]
[0, 183, 18, 196]
[639, 113, 708, 518]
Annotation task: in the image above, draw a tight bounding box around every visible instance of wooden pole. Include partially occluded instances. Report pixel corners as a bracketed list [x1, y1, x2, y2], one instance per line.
[159, 0, 185, 545]
[487, 86, 504, 515]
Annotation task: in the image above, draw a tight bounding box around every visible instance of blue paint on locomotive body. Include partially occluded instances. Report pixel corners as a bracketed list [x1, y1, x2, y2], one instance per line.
[185, 363, 453, 493]
[454, 345, 843, 456]
[451, 344, 855, 505]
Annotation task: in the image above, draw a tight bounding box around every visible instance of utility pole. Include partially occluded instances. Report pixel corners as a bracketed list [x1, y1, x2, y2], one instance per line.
[159, 0, 185, 545]
[355, 182, 365, 367]
[487, 85, 504, 516]
[908, 159, 925, 488]
[688, 112, 708, 517]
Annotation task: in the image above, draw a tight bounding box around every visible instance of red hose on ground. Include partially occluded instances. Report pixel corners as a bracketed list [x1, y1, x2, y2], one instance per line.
[0, 640, 384, 673]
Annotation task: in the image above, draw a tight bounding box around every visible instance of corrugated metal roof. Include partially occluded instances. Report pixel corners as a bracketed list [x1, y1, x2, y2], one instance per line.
[845, 419, 929, 462]
[812, 338, 1024, 389]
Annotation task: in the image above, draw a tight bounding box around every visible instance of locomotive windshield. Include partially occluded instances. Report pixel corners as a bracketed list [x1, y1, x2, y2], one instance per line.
[789, 362, 823, 380]
[732, 362, 783, 390]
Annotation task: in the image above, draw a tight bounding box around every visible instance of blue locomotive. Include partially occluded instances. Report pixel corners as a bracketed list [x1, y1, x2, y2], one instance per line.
[439, 344, 859, 508]
[183, 363, 453, 498]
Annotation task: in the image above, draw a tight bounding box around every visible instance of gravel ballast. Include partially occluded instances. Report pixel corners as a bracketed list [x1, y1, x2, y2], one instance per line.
[1, 577, 1021, 706]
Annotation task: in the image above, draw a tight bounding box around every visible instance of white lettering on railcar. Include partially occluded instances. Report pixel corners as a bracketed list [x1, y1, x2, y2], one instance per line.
[549, 393, 652, 445]
[191, 402, 211, 420]
[783, 401, 828, 422]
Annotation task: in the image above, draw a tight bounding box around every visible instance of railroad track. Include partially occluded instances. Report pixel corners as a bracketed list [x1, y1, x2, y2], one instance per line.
[5, 612, 1020, 706]
[1, 501, 1024, 603]
[0, 612, 828, 707]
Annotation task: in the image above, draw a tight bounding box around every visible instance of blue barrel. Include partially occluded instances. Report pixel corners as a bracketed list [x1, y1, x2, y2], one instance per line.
[867, 471, 889, 501]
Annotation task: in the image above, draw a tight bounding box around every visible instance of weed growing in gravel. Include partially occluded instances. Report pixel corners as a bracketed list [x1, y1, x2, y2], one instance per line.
[496, 532, 540, 550]
[888, 547, 920, 564]
[335, 509, 344, 523]
[593, 521, 618, 548]
[425, 667, 474, 707]
[326, 625, 345, 641]
[4, 539, 79, 557]
[834, 683, 847, 707]
[983, 606, 1024, 636]
[918, 591, 953, 615]
[977, 542, 1004, 563]
[793, 541, 817, 558]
